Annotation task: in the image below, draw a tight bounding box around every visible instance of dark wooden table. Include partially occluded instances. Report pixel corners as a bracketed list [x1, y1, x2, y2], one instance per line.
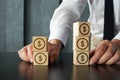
[0, 52, 120, 80]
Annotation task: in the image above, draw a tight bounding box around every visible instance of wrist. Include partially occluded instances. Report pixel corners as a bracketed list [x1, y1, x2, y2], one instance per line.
[49, 39, 63, 49]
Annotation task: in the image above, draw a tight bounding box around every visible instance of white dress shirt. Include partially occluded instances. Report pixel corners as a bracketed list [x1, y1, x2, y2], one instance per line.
[48, 0, 120, 47]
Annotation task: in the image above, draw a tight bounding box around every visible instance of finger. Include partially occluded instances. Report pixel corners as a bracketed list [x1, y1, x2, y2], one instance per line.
[89, 49, 96, 58]
[116, 60, 120, 65]
[48, 43, 54, 56]
[49, 50, 59, 63]
[27, 44, 33, 63]
[90, 40, 110, 65]
[18, 46, 30, 62]
[49, 53, 55, 63]
[48, 43, 60, 63]
[98, 43, 116, 64]
[106, 50, 120, 65]
[48, 44, 55, 63]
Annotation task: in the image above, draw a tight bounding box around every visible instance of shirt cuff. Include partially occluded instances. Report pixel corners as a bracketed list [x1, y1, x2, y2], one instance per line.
[48, 27, 69, 47]
[113, 32, 120, 40]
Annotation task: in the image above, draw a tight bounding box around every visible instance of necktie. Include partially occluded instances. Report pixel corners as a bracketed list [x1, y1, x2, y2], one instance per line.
[103, 0, 115, 40]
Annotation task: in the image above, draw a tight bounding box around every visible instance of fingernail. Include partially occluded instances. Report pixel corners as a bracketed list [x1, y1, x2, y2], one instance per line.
[98, 61, 102, 64]
[30, 58, 33, 63]
[90, 61, 93, 65]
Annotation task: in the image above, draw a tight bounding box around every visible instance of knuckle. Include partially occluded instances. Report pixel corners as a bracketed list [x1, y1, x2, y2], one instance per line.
[109, 42, 113, 47]
[97, 49, 105, 55]
[92, 55, 98, 61]
[22, 47, 26, 51]
[116, 53, 120, 59]
[104, 40, 109, 42]
[104, 40, 110, 46]
[27, 45, 30, 49]
[103, 40, 110, 44]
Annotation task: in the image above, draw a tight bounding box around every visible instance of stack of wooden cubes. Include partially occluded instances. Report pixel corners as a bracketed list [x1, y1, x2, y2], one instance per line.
[32, 36, 48, 66]
[73, 22, 90, 65]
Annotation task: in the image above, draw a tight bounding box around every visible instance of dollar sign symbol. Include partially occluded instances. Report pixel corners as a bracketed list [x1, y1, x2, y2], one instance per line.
[83, 26, 86, 33]
[39, 55, 42, 62]
[81, 55, 84, 62]
[38, 41, 41, 47]
[81, 40, 84, 47]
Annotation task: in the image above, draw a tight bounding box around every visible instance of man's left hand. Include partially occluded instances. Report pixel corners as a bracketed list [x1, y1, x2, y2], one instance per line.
[90, 39, 120, 65]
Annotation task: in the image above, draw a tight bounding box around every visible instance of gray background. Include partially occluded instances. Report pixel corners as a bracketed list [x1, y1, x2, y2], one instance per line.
[0, 0, 89, 52]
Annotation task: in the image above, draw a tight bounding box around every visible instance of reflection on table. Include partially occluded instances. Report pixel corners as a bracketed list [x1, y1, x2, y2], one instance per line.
[89, 65, 120, 80]
[1, 52, 120, 80]
[18, 62, 120, 80]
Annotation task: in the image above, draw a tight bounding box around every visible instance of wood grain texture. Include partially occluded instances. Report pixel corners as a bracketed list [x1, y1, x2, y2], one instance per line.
[32, 36, 48, 51]
[73, 51, 89, 65]
[73, 22, 90, 37]
[33, 51, 48, 65]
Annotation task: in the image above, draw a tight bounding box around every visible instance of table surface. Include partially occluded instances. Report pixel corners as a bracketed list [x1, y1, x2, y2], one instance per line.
[0, 52, 120, 80]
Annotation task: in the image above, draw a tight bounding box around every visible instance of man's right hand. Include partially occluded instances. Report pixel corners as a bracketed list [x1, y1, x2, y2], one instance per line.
[18, 39, 62, 64]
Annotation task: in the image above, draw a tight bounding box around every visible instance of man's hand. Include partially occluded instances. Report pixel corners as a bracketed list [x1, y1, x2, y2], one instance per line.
[90, 39, 120, 65]
[18, 39, 62, 63]
[48, 39, 62, 63]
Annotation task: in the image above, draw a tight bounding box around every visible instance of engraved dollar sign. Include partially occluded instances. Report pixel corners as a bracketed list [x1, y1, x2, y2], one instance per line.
[38, 41, 41, 47]
[81, 55, 84, 62]
[83, 26, 86, 33]
[39, 55, 42, 62]
[81, 40, 84, 47]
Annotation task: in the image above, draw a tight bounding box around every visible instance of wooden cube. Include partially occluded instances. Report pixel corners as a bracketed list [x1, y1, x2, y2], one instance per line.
[33, 36, 48, 51]
[73, 36, 90, 51]
[73, 22, 90, 36]
[73, 51, 89, 65]
[33, 51, 48, 65]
